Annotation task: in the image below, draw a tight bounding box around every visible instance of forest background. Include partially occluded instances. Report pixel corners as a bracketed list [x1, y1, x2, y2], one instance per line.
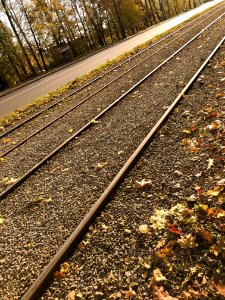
[0, 0, 206, 91]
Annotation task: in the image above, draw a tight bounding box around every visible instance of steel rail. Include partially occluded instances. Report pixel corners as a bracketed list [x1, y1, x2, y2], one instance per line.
[0, 2, 222, 139]
[20, 35, 225, 300]
[0, 13, 224, 201]
[0, 7, 217, 159]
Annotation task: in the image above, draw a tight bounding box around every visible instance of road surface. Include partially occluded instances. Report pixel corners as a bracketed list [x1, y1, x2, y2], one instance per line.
[0, 0, 223, 119]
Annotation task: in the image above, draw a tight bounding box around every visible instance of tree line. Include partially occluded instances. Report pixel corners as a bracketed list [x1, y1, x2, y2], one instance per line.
[0, 0, 204, 91]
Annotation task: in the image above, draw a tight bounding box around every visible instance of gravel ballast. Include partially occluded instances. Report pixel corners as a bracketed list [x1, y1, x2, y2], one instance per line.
[40, 40, 225, 299]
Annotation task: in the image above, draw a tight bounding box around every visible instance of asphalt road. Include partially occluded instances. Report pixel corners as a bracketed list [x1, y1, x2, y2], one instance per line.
[0, 0, 223, 119]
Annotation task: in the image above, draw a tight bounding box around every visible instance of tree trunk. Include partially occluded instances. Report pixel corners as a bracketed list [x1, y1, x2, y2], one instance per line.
[19, 0, 48, 71]
[1, 0, 35, 75]
[112, 0, 126, 39]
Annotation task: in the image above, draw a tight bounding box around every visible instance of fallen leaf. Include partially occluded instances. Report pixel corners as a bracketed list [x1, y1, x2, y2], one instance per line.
[95, 162, 108, 169]
[67, 290, 75, 300]
[150, 209, 169, 230]
[207, 121, 220, 131]
[0, 158, 5, 163]
[53, 262, 70, 279]
[156, 247, 172, 259]
[202, 276, 207, 284]
[0, 218, 4, 225]
[108, 270, 117, 281]
[156, 239, 166, 249]
[53, 270, 66, 279]
[153, 268, 166, 283]
[207, 207, 216, 216]
[207, 158, 214, 170]
[215, 283, 225, 296]
[217, 179, 225, 187]
[153, 286, 178, 299]
[68, 128, 73, 133]
[109, 292, 122, 299]
[182, 129, 191, 134]
[1, 177, 18, 185]
[122, 287, 136, 298]
[2, 138, 11, 143]
[202, 230, 212, 242]
[216, 93, 225, 98]
[133, 179, 152, 189]
[178, 234, 197, 249]
[166, 223, 181, 235]
[205, 187, 222, 197]
[138, 224, 149, 234]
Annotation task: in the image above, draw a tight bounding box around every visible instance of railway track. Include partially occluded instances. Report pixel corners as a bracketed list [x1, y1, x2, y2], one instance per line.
[0, 2, 222, 140]
[0, 4, 223, 152]
[0, 8, 225, 199]
[20, 34, 225, 300]
[0, 5, 225, 299]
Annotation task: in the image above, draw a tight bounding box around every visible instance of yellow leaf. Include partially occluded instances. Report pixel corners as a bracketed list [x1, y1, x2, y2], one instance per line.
[205, 189, 221, 197]
[153, 268, 166, 282]
[60, 262, 69, 273]
[0, 218, 4, 225]
[138, 224, 149, 234]
[2, 138, 11, 143]
[182, 129, 191, 134]
[95, 162, 108, 169]
[53, 262, 70, 279]
[68, 128, 73, 133]
[1, 177, 18, 184]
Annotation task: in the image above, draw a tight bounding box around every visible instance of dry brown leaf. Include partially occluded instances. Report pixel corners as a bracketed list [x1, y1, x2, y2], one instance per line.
[53, 270, 66, 279]
[153, 286, 178, 300]
[202, 230, 212, 243]
[216, 93, 225, 98]
[215, 283, 225, 296]
[133, 179, 152, 189]
[156, 247, 172, 259]
[122, 287, 136, 298]
[67, 290, 75, 300]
